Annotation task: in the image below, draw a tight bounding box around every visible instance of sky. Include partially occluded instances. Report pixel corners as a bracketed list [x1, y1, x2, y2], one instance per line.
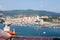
[0, 0, 60, 13]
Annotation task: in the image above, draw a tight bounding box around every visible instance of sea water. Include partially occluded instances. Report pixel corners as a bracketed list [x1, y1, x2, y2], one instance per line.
[0, 23, 60, 37]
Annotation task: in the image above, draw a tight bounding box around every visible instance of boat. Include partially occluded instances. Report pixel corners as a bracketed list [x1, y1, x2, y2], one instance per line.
[0, 23, 16, 40]
[0, 29, 11, 39]
[4, 24, 16, 37]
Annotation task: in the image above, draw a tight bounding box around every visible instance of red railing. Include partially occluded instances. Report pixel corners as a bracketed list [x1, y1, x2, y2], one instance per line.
[0, 36, 60, 40]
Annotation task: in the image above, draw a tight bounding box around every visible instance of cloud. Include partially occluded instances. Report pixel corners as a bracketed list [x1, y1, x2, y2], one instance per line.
[0, 5, 4, 10]
[39, 0, 44, 8]
[0, 5, 2, 9]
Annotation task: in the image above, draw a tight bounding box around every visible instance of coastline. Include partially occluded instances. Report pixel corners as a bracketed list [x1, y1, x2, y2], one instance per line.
[10, 22, 60, 28]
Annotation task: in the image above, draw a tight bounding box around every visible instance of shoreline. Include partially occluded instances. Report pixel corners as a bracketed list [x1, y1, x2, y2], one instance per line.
[10, 22, 60, 28]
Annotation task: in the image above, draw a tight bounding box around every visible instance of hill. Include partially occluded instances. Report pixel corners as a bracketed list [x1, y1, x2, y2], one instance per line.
[0, 10, 60, 16]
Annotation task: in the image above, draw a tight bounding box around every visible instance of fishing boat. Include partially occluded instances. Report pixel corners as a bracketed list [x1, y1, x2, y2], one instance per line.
[0, 23, 16, 40]
[4, 24, 16, 37]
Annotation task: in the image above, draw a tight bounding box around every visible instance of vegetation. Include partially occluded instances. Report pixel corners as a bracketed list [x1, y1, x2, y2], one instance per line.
[43, 17, 60, 22]
[43, 18, 52, 22]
